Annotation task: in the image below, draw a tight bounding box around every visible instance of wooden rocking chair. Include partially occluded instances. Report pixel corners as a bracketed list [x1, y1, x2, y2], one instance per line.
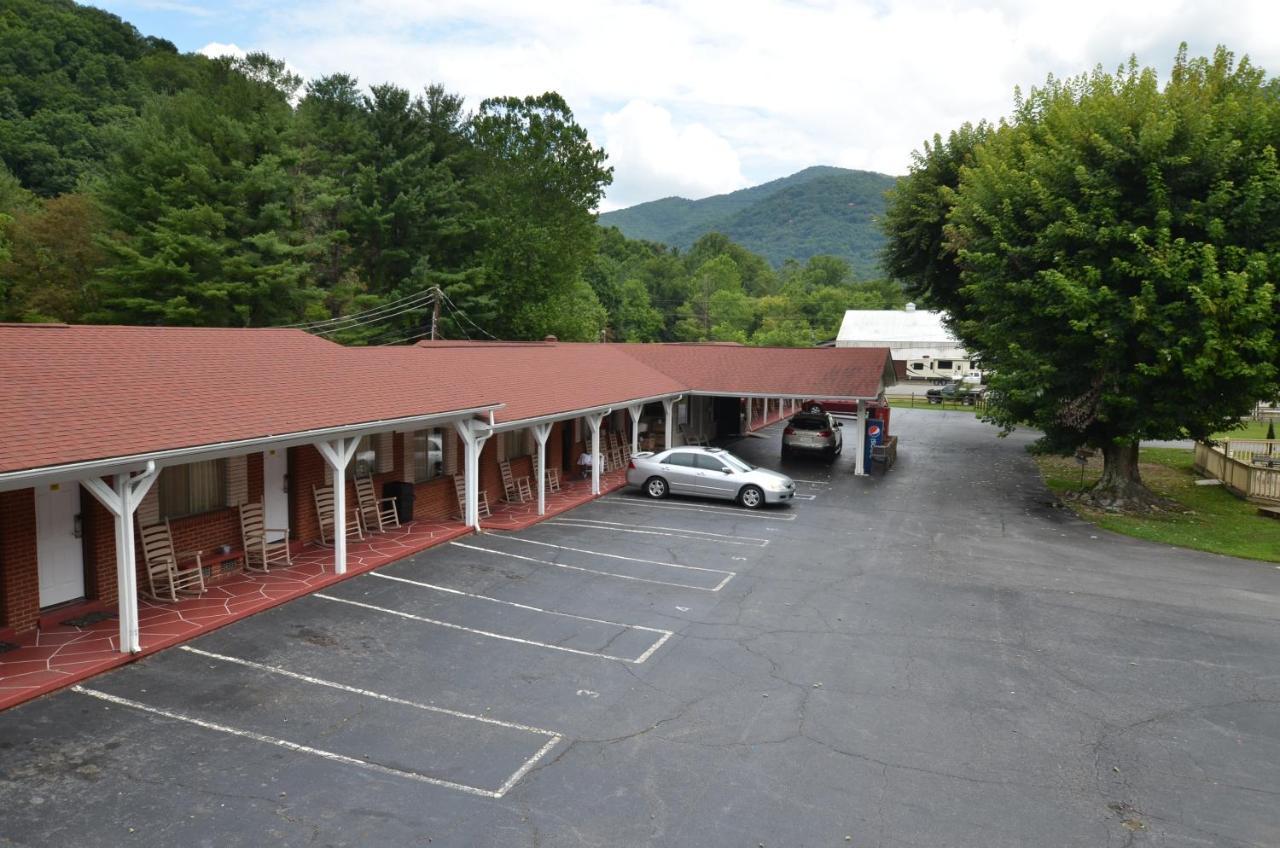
[312, 484, 364, 545]
[453, 474, 491, 519]
[499, 459, 533, 503]
[238, 502, 292, 573]
[533, 455, 562, 493]
[679, 423, 709, 447]
[139, 521, 207, 603]
[354, 475, 400, 533]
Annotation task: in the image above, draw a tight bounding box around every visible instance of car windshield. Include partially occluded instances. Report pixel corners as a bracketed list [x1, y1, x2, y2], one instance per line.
[716, 451, 754, 472]
[790, 416, 826, 430]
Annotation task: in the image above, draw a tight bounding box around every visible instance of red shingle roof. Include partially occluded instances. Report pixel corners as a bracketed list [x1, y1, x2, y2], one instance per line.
[1, 327, 891, 477]
[0, 325, 504, 476]
[405, 342, 686, 423]
[607, 343, 894, 399]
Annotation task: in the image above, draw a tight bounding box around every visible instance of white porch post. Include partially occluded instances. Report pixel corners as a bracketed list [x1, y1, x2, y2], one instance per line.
[82, 463, 159, 655]
[316, 437, 359, 573]
[855, 399, 868, 476]
[586, 411, 607, 495]
[627, 403, 643, 455]
[452, 420, 492, 529]
[532, 422, 553, 516]
[662, 397, 676, 450]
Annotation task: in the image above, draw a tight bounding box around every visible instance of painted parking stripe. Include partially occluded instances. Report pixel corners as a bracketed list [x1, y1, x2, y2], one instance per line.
[789, 478, 830, 485]
[73, 684, 557, 799]
[314, 591, 673, 665]
[486, 535, 736, 591]
[792, 493, 818, 501]
[451, 540, 718, 592]
[596, 498, 797, 521]
[173, 646, 560, 797]
[546, 518, 770, 547]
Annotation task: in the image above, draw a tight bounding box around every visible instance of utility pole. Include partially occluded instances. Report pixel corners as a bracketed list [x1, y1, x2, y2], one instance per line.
[430, 286, 441, 341]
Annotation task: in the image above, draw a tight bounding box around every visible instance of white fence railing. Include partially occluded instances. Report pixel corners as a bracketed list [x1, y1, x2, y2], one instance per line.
[1194, 441, 1280, 504]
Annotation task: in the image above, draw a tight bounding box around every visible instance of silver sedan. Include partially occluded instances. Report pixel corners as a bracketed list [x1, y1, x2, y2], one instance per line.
[625, 446, 796, 509]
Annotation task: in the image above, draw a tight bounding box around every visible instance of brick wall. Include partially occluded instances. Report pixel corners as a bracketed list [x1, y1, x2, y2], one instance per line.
[414, 476, 457, 520]
[0, 489, 39, 633]
[84, 485, 117, 607]
[290, 444, 327, 544]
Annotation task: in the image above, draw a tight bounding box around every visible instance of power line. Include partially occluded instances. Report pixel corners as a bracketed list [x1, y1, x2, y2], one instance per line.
[278, 288, 438, 331]
[437, 289, 497, 340]
[310, 294, 439, 337]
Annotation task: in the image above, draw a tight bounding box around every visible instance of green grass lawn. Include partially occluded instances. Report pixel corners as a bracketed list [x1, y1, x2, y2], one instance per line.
[1035, 447, 1280, 563]
[888, 398, 984, 414]
[1212, 419, 1277, 441]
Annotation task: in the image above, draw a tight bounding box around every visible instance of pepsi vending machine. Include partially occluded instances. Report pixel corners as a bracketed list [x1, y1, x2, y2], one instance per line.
[865, 418, 884, 466]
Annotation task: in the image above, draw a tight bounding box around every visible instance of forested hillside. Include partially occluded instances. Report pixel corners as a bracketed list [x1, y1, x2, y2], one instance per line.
[0, 0, 903, 345]
[599, 166, 897, 273]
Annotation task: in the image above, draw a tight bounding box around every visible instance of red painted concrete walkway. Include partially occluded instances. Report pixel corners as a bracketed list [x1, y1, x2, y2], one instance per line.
[0, 518, 469, 712]
[482, 467, 628, 531]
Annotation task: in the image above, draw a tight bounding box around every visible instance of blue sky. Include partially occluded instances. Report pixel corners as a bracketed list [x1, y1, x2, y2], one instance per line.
[91, 1, 1280, 211]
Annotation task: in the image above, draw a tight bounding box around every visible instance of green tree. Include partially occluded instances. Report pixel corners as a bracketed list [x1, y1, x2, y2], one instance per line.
[886, 47, 1280, 507]
[1, 192, 105, 321]
[681, 254, 742, 337]
[468, 92, 612, 338]
[614, 277, 663, 341]
[90, 54, 312, 326]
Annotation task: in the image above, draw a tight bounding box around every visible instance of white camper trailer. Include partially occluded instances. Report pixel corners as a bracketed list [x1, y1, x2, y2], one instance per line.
[904, 354, 983, 384]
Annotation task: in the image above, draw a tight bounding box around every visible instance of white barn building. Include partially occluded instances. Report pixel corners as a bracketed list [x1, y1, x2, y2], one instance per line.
[835, 304, 974, 382]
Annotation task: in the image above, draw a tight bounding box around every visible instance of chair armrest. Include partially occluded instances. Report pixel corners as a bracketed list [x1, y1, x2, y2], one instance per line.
[265, 527, 290, 534]
[378, 496, 398, 506]
[176, 549, 203, 562]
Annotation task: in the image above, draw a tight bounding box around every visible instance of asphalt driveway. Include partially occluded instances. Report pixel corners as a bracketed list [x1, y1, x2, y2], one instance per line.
[2, 409, 1277, 847]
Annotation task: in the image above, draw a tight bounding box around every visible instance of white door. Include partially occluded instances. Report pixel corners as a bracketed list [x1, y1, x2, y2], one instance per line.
[36, 483, 84, 608]
[263, 449, 289, 543]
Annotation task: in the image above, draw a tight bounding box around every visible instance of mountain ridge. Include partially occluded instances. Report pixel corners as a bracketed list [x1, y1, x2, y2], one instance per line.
[599, 166, 898, 274]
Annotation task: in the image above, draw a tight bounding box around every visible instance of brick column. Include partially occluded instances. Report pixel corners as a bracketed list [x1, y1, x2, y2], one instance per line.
[0, 489, 40, 633]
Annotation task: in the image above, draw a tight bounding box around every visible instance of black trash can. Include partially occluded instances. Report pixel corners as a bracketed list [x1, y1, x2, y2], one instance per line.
[383, 480, 416, 523]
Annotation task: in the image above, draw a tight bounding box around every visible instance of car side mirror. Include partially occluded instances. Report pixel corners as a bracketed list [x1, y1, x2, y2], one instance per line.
[836, 422, 844, 427]
[722, 468, 733, 474]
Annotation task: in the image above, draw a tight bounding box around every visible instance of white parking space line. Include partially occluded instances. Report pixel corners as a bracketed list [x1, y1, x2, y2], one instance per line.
[488, 536, 736, 591]
[314, 591, 673, 665]
[790, 479, 831, 485]
[596, 498, 797, 521]
[451, 540, 719, 592]
[546, 518, 770, 547]
[172, 646, 560, 797]
[792, 494, 818, 501]
[73, 684, 557, 799]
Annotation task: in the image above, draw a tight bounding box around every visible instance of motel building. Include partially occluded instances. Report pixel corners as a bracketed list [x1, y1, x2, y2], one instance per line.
[0, 324, 894, 709]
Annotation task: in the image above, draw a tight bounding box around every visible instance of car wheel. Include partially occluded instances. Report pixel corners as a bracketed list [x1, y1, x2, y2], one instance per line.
[739, 485, 764, 509]
[781, 446, 792, 459]
[645, 476, 669, 499]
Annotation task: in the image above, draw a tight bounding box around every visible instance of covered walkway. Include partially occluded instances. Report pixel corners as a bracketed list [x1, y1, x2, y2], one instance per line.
[481, 467, 628, 531]
[0, 518, 468, 711]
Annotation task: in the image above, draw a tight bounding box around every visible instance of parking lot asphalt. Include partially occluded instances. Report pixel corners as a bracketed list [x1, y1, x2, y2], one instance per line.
[3, 409, 1279, 847]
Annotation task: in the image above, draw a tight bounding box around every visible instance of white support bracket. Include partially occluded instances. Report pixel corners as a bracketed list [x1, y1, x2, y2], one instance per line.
[452, 420, 492, 529]
[532, 422, 553, 516]
[627, 403, 644, 456]
[316, 437, 359, 573]
[82, 461, 159, 655]
[662, 397, 677, 451]
[585, 410, 608, 496]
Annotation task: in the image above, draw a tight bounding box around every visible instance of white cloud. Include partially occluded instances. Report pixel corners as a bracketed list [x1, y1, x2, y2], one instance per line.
[208, 0, 1280, 209]
[599, 100, 747, 210]
[197, 41, 246, 60]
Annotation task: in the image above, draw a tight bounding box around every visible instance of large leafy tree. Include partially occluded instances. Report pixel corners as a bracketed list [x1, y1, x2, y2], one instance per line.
[91, 54, 313, 326]
[467, 92, 612, 339]
[885, 47, 1280, 507]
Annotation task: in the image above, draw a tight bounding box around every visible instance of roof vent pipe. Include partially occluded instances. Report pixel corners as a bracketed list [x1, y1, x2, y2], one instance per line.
[904, 302, 916, 312]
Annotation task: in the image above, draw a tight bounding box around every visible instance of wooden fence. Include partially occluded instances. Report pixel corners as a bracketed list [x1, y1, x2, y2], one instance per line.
[1193, 440, 1280, 504]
